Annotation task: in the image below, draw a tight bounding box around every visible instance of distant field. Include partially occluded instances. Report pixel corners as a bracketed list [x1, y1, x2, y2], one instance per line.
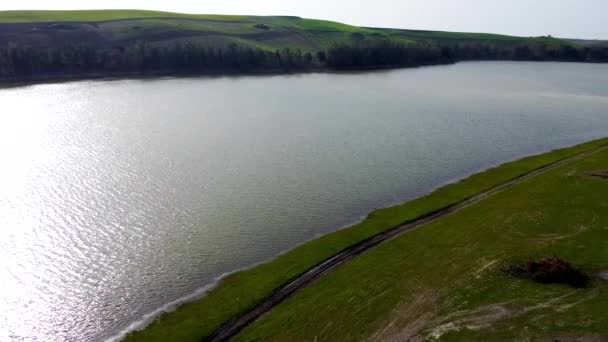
[0, 10, 248, 23]
[237, 144, 608, 341]
[0, 10, 574, 52]
[124, 139, 608, 342]
[0, 11, 377, 51]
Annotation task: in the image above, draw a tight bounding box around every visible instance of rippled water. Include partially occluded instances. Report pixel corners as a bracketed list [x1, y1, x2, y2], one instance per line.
[1, 62, 607, 341]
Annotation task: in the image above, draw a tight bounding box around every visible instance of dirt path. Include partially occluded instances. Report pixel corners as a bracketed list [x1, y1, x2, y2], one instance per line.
[206, 144, 608, 342]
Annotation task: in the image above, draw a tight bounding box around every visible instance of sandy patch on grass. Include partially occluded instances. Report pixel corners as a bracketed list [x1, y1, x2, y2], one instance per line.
[423, 289, 599, 340]
[426, 303, 514, 340]
[473, 259, 500, 279]
[533, 224, 590, 245]
[373, 286, 600, 341]
[369, 290, 442, 342]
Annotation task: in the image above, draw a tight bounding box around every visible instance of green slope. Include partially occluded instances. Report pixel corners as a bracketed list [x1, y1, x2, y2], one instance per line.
[237, 143, 608, 341]
[0, 10, 248, 22]
[124, 139, 608, 341]
[0, 10, 574, 52]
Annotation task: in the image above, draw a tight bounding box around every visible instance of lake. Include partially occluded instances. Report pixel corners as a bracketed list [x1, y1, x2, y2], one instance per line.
[1, 62, 607, 341]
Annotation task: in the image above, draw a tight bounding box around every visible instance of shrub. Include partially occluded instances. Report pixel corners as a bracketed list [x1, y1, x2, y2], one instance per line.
[506, 258, 589, 288]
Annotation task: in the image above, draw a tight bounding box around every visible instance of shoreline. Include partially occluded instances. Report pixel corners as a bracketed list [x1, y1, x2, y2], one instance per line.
[207, 142, 608, 341]
[119, 136, 608, 342]
[2, 59, 605, 89]
[0, 61, 452, 88]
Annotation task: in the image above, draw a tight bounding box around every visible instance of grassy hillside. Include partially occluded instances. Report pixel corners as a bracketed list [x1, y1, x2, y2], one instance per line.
[3, 9, 600, 83]
[0, 10, 248, 22]
[0, 10, 572, 52]
[567, 38, 608, 47]
[124, 139, 608, 341]
[237, 143, 608, 341]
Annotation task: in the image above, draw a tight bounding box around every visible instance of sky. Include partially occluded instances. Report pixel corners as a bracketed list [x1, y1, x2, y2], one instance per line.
[1, 0, 607, 39]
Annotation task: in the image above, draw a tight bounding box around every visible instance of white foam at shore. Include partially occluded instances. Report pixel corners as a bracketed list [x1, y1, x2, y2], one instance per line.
[103, 209, 374, 341]
[104, 271, 231, 342]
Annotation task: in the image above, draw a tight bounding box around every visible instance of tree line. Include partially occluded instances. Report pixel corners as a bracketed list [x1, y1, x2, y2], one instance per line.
[325, 40, 608, 69]
[326, 40, 448, 69]
[0, 42, 319, 80]
[1, 39, 607, 81]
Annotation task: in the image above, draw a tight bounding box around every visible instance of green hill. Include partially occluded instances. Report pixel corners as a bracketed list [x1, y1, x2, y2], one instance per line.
[1, 10, 606, 83]
[0, 10, 570, 51]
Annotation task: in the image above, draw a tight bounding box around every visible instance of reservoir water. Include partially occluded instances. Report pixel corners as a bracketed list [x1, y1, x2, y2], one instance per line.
[1, 62, 607, 341]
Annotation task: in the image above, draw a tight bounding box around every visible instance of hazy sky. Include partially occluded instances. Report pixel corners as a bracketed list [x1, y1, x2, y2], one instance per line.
[2, 0, 606, 39]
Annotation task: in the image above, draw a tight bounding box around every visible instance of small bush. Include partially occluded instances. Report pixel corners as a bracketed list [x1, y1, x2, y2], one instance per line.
[589, 170, 608, 179]
[506, 258, 589, 288]
[254, 24, 270, 30]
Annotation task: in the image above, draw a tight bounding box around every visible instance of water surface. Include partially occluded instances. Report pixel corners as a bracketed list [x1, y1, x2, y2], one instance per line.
[1, 62, 607, 341]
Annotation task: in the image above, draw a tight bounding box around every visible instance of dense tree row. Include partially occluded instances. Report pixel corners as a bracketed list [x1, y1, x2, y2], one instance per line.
[0, 42, 317, 80]
[325, 40, 608, 69]
[442, 42, 608, 62]
[326, 40, 449, 69]
[0, 39, 607, 81]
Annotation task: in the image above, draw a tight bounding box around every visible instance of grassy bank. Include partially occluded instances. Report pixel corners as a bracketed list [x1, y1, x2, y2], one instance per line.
[124, 138, 608, 341]
[237, 143, 608, 341]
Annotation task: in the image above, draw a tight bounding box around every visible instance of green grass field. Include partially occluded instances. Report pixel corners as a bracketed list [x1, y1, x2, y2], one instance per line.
[124, 138, 608, 341]
[237, 144, 608, 341]
[0, 10, 248, 23]
[0, 10, 574, 52]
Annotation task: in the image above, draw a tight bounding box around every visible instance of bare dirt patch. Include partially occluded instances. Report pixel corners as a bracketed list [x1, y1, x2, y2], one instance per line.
[423, 289, 599, 340]
[369, 290, 442, 342]
[533, 224, 589, 245]
[426, 303, 514, 340]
